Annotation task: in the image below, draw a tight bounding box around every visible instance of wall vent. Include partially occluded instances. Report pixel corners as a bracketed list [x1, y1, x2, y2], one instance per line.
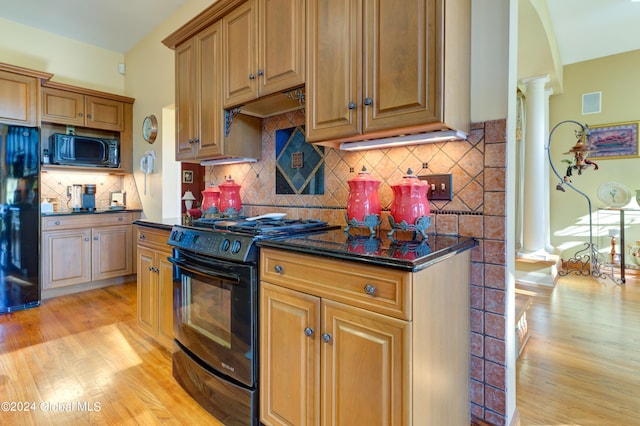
[582, 91, 601, 115]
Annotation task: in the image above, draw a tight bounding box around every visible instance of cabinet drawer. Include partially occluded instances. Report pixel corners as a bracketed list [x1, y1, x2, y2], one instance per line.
[136, 226, 171, 253]
[42, 213, 133, 230]
[261, 248, 411, 320]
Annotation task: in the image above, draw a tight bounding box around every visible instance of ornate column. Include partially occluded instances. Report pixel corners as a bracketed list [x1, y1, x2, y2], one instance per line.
[520, 75, 550, 256]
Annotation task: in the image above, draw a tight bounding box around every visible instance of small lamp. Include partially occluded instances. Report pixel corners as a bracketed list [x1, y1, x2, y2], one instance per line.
[182, 191, 196, 210]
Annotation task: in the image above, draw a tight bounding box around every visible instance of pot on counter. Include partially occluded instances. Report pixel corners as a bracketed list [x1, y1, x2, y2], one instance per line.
[218, 177, 242, 215]
[346, 166, 381, 222]
[389, 168, 430, 225]
[201, 185, 220, 214]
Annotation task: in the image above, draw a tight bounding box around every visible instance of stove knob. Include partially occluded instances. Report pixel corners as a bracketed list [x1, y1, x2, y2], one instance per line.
[221, 238, 231, 252]
[177, 231, 185, 242]
[231, 240, 242, 254]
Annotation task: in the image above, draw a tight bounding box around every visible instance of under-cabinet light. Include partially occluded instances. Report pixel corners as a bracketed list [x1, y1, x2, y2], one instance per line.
[339, 130, 467, 151]
[200, 157, 259, 166]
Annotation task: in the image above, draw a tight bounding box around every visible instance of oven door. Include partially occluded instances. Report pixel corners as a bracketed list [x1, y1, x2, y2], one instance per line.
[170, 250, 257, 388]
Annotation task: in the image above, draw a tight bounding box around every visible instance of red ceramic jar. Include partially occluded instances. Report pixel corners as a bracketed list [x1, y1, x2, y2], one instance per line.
[218, 177, 242, 213]
[201, 186, 220, 212]
[390, 168, 430, 224]
[346, 167, 381, 222]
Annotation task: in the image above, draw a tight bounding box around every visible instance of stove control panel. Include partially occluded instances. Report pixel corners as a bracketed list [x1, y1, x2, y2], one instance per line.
[168, 226, 256, 262]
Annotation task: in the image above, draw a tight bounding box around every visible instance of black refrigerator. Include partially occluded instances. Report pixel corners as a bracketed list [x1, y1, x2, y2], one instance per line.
[0, 124, 40, 313]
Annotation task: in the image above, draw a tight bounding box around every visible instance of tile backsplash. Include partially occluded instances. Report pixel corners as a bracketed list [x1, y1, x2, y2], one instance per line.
[40, 172, 142, 211]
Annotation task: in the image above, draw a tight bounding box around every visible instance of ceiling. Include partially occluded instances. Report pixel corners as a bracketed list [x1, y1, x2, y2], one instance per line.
[0, 0, 187, 53]
[0, 0, 639, 61]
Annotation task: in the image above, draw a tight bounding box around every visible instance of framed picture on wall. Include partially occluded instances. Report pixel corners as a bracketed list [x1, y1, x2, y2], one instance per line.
[182, 170, 194, 183]
[587, 121, 639, 159]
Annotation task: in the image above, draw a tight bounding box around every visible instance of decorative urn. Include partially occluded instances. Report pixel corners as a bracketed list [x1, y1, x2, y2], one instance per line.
[201, 185, 220, 214]
[390, 168, 430, 224]
[346, 166, 381, 222]
[218, 177, 242, 215]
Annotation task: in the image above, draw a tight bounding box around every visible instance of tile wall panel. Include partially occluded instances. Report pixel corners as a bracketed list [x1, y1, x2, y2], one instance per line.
[206, 114, 509, 424]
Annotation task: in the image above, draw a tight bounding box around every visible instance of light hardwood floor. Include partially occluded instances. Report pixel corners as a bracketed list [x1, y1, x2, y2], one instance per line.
[516, 272, 640, 425]
[0, 281, 223, 425]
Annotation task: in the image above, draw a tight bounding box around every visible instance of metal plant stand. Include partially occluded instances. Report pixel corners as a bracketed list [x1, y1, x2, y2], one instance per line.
[546, 120, 621, 284]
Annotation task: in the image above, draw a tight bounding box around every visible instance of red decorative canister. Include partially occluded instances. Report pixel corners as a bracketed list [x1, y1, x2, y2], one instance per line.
[346, 166, 381, 222]
[201, 185, 220, 212]
[390, 168, 430, 224]
[218, 177, 242, 213]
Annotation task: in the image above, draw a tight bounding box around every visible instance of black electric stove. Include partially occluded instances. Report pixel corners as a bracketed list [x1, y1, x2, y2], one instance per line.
[168, 217, 336, 263]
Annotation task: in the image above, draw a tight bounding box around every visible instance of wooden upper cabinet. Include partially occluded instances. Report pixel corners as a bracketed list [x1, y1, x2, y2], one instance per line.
[41, 86, 124, 131]
[175, 21, 224, 161]
[0, 64, 52, 126]
[306, 0, 470, 146]
[223, 0, 305, 108]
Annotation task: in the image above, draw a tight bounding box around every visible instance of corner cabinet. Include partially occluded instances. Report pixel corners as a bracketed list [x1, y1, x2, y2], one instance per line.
[135, 225, 174, 350]
[305, 0, 470, 146]
[259, 247, 471, 426]
[0, 62, 52, 126]
[41, 212, 139, 296]
[175, 22, 225, 161]
[222, 0, 305, 108]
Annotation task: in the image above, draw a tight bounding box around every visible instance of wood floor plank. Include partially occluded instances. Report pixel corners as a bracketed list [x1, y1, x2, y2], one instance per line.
[0, 281, 223, 425]
[517, 274, 640, 425]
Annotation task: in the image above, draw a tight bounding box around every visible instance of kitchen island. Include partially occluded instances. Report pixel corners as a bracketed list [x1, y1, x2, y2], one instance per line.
[257, 229, 476, 426]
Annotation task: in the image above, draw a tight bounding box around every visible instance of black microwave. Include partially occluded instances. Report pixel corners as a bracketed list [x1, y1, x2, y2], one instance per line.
[49, 134, 120, 168]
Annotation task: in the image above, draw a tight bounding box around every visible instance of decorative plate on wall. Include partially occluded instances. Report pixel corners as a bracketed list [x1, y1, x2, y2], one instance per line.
[597, 182, 632, 207]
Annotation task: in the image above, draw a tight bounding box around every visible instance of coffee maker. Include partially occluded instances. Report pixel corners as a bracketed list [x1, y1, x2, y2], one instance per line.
[71, 184, 96, 211]
[82, 184, 96, 211]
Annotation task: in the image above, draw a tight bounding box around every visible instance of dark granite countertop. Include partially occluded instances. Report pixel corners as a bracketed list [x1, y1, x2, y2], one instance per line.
[257, 228, 477, 272]
[133, 217, 181, 231]
[43, 208, 143, 216]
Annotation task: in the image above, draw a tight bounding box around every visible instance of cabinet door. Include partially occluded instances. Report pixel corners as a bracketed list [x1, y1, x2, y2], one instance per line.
[137, 246, 158, 337]
[0, 70, 39, 126]
[305, 0, 361, 142]
[321, 299, 410, 426]
[41, 229, 92, 289]
[41, 87, 85, 126]
[157, 254, 175, 349]
[195, 21, 224, 160]
[175, 38, 198, 160]
[92, 225, 132, 281]
[223, 0, 258, 107]
[362, 0, 438, 132]
[260, 282, 321, 426]
[85, 95, 124, 131]
[258, 0, 305, 96]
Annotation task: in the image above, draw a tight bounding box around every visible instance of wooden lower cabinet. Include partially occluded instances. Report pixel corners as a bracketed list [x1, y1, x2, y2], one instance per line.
[135, 226, 174, 350]
[41, 213, 137, 290]
[260, 247, 470, 426]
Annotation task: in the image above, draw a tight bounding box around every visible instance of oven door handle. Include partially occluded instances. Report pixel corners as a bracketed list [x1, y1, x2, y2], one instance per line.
[168, 256, 241, 283]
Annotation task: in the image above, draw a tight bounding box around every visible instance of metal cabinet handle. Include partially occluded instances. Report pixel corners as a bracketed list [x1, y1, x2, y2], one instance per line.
[347, 101, 356, 110]
[55, 221, 60, 225]
[274, 265, 283, 274]
[87, 114, 92, 118]
[321, 333, 331, 343]
[364, 284, 376, 295]
[139, 234, 146, 240]
[304, 327, 314, 337]
[118, 217, 123, 221]
[257, 69, 264, 76]
[93, 237, 99, 240]
[78, 113, 83, 117]
[249, 73, 255, 80]
[84, 237, 89, 241]
[363, 97, 373, 106]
